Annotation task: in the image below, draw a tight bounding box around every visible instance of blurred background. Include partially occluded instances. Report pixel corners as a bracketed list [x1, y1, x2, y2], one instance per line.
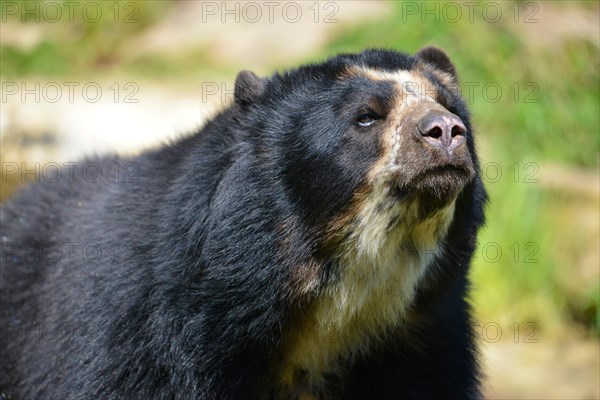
[1, 1, 598, 398]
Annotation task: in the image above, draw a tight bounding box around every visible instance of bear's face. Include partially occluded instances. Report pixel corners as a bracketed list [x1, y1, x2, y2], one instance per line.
[236, 48, 476, 232]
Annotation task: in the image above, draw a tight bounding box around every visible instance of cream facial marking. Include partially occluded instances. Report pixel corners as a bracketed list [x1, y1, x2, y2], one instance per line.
[350, 66, 439, 106]
[278, 197, 457, 392]
[277, 69, 463, 392]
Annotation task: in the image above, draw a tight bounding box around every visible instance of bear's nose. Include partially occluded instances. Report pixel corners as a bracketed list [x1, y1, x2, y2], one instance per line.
[417, 111, 466, 154]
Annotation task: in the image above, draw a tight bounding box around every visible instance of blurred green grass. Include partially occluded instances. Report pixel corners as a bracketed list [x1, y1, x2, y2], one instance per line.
[0, 0, 169, 78]
[1, 1, 598, 335]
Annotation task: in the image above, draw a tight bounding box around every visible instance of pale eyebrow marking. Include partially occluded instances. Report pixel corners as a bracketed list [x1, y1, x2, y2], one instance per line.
[347, 66, 438, 103]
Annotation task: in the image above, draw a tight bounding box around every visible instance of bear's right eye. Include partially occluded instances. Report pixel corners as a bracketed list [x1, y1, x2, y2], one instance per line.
[356, 113, 379, 127]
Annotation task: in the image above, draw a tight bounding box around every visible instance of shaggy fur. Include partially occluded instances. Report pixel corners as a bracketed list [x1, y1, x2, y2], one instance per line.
[0, 48, 487, 400]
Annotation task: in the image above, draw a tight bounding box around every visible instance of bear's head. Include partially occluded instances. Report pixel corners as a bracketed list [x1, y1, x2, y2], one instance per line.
[234, 47, 476, 236]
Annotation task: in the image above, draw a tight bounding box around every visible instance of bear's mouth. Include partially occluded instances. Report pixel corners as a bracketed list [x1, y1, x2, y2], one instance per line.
[390, 164, 474, 203]
[422, 163, 473, 190]
[415, 164, 474, 182]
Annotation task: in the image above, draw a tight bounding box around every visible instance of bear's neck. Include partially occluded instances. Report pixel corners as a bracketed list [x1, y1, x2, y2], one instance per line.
[274, 190, 457, 395]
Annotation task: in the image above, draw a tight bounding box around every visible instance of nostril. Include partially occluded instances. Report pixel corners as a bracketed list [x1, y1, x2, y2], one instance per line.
[424, 126, 443, 139]
[451, 125, 466, 137]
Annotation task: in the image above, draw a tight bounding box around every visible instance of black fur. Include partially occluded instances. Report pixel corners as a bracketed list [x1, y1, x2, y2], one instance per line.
[0, 49, 487, 399]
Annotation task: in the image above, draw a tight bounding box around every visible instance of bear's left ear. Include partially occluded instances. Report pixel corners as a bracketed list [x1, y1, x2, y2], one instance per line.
[415, 46, 457, 78]
[235, 70, 266, 106]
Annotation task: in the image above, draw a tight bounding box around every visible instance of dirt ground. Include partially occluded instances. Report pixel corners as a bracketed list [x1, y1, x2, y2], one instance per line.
[482, 337, 599, 399]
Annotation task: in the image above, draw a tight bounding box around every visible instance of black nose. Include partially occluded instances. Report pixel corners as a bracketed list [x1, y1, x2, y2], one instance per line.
[417, 111, 466, 153]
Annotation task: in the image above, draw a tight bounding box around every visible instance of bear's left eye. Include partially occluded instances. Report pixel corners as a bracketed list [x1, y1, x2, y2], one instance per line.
[356, 113, 379, 127]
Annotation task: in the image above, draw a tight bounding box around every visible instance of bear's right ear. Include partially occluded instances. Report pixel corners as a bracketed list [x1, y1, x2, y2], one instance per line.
[415, 46, 457, 78]
[234, 70, 266, 106]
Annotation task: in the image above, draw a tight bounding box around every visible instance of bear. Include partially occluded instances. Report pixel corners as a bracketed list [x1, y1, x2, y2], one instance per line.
[0, 47, 487, 400]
